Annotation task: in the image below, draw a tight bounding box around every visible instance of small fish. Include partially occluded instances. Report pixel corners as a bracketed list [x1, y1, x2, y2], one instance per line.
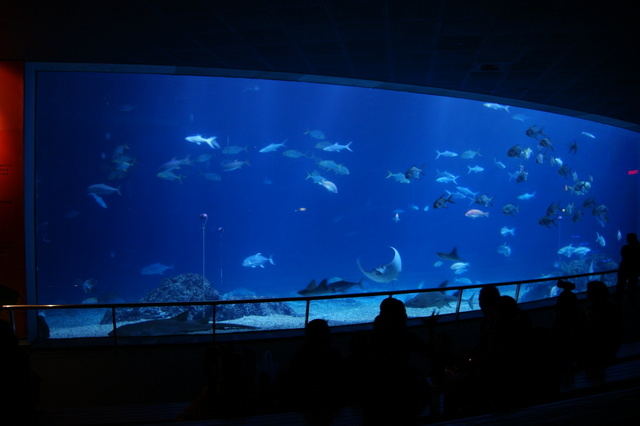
[558, 244, 575, 257]
[196, 153, 214, 162]
[450, 262, 470, 272]
[323, 141, 353, 152]
[493, 158, 506, 169]
[306, 170, 327, 184]
[436, 176, 459, 184]
[81, 279, 97, 294]
[501, 204, 519, 216]
[140, 262, 173, 275]
[538, 216, 558, 228]
[87, 184, 121, 195]
[185, 135, 219, 149]
[157, 170, 182, 182]
[435, 150, 458, 159]
[500, 226, 515, 237]
[618, 230, 622, 241]
[393, 213, 400, 223]
[465, 209, 489, 219]
[221, 145, 248, 154]
[282, 149, 308, 159]
[405, 164, 425, 180]
[433, 194, 455, 209]
[596, 232, 606, 247]
[572, 246, 591, 256]
[497, 242, 511, 257]
[525, 125, 547, 139]
[304, 129, 326, 140]
[512, 113, 530, 122]
[456, 186, 478, 199]
[538, 138, 554, 151]
[159, 155, 192, 172]
[507, 144, 526, 158]
[88, 192, 107, 208]
[517, 192, 536, 200]
[320, 179, 338, 193]
[460, 149, 481, 159]
[434, 261, 443, 267]
[259, 139, 287, 153]
[475, 194, 494, 207]
[318, 160, 342, 173]
[467, 165, 484, 174]
[581, 131, 596, 139]
[221, 159, 250, 171]
[483, 103, 510, 112]
[564, 202, 575, 215]
[201, 172, 222, 181]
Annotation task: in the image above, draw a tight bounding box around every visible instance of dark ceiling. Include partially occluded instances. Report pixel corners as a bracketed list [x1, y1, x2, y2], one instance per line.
[2, 0, 639, 131]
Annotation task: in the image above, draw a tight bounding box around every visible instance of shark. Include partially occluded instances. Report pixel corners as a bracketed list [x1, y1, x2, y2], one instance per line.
[107, 311, 256, 337]
[298, 279, 330, 296]
[297, 277, 365, 296]
[404, 281, 475, 310]
[357, 246, 402, 283]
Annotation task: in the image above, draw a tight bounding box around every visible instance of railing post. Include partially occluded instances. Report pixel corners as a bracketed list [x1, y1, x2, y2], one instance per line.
[110, 306, 117, 345]
[304, 299, 310, 326]
[211, 303, 217, 342]
[515, 283, 521, 302]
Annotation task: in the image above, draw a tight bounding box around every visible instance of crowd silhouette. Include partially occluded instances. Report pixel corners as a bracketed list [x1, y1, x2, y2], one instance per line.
[174, 278, 629, 424]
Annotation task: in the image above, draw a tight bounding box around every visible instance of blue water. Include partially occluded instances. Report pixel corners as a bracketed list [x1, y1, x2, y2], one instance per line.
[33, 71, 639, 305]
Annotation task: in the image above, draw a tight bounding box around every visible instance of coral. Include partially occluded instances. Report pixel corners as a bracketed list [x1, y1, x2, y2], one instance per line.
[99, 273, 296, 325]
[100, 273, 220, 324]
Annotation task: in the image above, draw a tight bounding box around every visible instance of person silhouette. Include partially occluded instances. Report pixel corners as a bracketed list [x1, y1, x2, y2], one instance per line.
[584, 281, 623, 380]
[551, 280, 587, 375]
[357, 297, 433, 425]
[285, 318, 346, 425]
[616, 232, 640, 303]
[0, 319, 41, 423]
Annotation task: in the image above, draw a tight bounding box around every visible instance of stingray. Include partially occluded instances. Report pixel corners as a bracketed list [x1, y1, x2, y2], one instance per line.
[357, 246, 402, 283]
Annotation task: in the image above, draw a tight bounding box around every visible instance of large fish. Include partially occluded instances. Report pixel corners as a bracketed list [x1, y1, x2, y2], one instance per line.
[405, 281, 474, 310]
[242, 253, 275, 268]
[298, 279, 329, 296]
[108, 311, 257, 337]
[297, 278, 363, 296]
[357, 246, 402, 283]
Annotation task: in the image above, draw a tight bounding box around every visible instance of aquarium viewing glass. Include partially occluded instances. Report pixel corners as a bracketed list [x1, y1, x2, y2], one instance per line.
[26, 65, 638, 336]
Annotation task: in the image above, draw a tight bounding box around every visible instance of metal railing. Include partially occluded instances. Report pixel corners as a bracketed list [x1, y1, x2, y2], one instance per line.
[1, 270, 616, 343]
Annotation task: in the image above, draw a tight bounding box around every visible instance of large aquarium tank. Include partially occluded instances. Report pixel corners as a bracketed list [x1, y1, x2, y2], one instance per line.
[27, 67, 639, 338]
